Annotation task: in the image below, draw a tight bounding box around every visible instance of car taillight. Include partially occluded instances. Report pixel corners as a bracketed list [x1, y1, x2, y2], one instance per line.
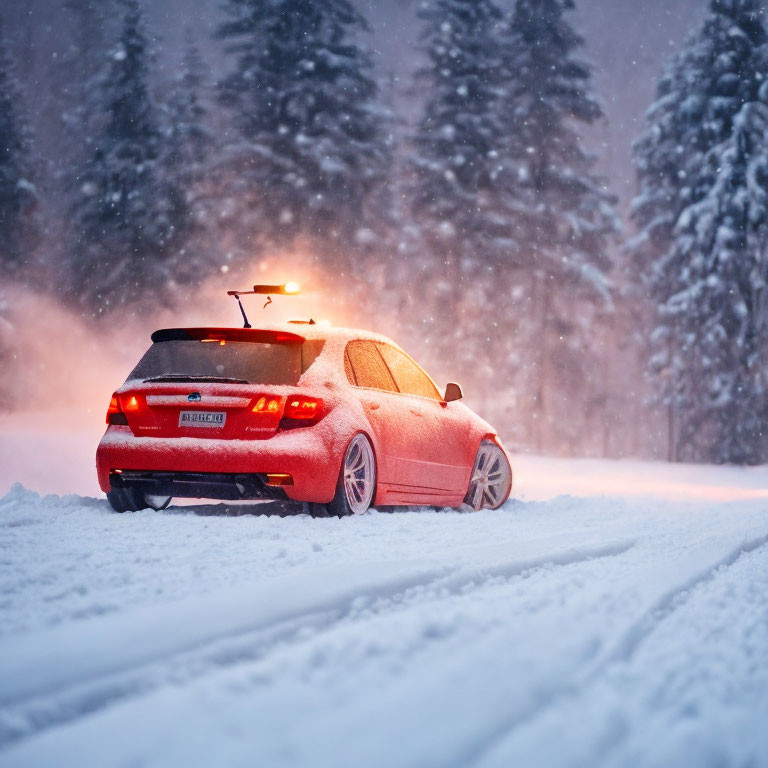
[279, 396, 323, 429]
[106, 394, 128, 425]
[284, 396, 320, 420]
[252, 396, 281, 413]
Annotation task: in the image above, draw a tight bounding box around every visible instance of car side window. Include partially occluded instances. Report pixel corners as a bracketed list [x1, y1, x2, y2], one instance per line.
[346, 341, 398, 392]
[344, 348, 357, 385]
[376, 343, 442, 401]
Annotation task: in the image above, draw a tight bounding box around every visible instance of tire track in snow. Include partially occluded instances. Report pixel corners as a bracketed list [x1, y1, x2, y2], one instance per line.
[0, 539, 634, 750]
[458, 529, 768, 768]
[598, 530, 768, 665]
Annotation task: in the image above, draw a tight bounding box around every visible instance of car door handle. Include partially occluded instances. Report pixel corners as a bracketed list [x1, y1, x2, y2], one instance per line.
[368, 403, 380, 411]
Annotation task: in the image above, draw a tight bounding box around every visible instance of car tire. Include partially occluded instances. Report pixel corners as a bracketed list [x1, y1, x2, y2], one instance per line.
[106, 489, 172, 513]
[106, 488, 143, 513]
[464, 441, 513, 511]
[307, 502, 331, 518]
[317, 434, 377, 518]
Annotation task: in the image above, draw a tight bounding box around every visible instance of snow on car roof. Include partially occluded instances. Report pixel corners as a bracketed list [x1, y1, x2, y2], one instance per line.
[153, 323, 402, 348]
[279, 323, 401, 346]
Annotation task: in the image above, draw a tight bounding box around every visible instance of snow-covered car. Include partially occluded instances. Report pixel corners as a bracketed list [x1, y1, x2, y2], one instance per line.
[96, 324, 513, 515]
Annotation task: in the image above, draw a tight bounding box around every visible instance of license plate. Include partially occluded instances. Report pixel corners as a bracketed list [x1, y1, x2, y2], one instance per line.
[178, 411, 226, 428]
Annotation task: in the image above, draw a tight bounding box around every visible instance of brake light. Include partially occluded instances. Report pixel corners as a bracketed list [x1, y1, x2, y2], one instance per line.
[284, 397, 320, 420]
[252, 396, 281, 413]
[106, 394, 128, 425]
[124, 396, 140, 411]
[279, 396, 324, 429]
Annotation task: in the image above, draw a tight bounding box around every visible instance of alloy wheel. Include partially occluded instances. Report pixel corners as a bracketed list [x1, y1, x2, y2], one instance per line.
[466, 442, 512, 511]
[343, 435, 376, 514]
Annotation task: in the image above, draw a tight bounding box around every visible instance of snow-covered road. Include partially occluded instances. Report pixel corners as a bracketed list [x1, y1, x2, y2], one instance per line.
[1, 459, 767, 767]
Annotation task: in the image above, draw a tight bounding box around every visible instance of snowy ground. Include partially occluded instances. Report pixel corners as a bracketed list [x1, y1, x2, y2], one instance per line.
[1, 421, 768, 767]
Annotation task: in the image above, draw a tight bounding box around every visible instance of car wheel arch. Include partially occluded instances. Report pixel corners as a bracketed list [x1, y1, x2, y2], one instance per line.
[479, 432, 503, 448]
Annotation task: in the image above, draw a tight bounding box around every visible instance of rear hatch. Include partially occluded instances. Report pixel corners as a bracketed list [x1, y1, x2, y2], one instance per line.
[115, 328, 322, 440]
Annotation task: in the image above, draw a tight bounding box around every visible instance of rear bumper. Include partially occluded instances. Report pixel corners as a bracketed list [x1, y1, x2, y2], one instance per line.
[96, 426, 340, 503]
[110, 470, 288, 502]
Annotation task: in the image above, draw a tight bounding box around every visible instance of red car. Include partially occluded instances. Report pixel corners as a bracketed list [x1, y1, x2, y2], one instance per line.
[96, 323, 513, 515]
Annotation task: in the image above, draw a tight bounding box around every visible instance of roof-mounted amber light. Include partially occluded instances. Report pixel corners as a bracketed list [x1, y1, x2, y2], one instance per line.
[225, 283, 302, 328]
[227, 283, 301, 297]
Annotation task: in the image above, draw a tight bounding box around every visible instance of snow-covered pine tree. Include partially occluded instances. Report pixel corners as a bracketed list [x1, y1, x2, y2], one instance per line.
[69, 0, 178, 314]
[631, 0, 768, 463]
[672, 101, 768, 463]
[410, 0, 511, 274]
[165, 36, 212, 186]
[406, 0, 522, 408]
[216, 0, 393, 270]
[0, 15, 37, 276]
[499, 0, 618, 451]
[60, 0, 114, 144]
[52, 1, 116, 291]
[161, 33, 219, 286]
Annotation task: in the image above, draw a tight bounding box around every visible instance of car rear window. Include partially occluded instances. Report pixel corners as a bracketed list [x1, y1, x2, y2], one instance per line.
[128, 340, 303, 385]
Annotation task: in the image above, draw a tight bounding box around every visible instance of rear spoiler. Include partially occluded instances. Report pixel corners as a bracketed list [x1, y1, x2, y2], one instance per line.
[151, 328, 306, 344]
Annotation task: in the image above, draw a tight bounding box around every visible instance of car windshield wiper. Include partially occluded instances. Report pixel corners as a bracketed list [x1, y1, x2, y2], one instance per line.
[143, 375, 249, 384]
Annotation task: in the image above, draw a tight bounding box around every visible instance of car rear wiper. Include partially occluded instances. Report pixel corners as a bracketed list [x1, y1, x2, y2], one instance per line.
[143, 375, 249, 384]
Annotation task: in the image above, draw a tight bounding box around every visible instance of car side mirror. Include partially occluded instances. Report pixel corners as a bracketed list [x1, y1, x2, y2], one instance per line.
[444, 382, 463, 403]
